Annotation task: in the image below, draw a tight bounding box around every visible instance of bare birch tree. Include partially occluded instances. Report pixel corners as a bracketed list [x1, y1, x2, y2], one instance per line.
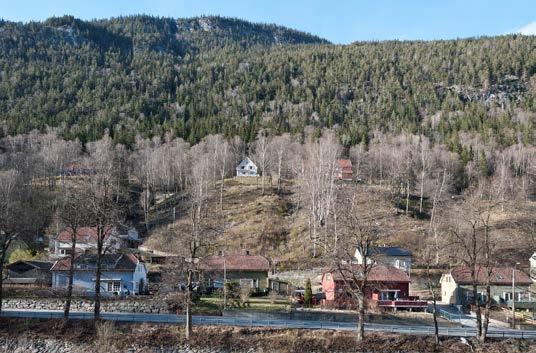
[86, 134, 124, 320]
[253, 129, 272, 195]
[304, 130, 340, 257]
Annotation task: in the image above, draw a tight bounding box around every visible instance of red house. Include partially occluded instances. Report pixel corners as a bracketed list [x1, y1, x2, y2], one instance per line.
[321, 265, 426, 311]
[335, 159, 353, 181]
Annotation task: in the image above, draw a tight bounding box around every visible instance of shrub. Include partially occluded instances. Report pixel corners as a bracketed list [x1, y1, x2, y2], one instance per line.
[95, 321, 119, 353]
[304, 279, 313, 307]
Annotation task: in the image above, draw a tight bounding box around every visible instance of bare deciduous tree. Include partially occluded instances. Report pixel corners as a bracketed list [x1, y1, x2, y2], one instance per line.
[304, 130, 340, 257]
[253, 130, 272, 195]
[333, 192, 379, 341]
[57, 186, 90, 321]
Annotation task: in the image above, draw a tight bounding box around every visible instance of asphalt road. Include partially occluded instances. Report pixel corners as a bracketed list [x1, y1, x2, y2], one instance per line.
[2, 309, 536, 339]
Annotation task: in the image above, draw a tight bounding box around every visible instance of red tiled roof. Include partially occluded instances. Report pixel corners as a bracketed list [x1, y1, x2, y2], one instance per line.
[449, 266, 532, 286]
[199, 254, 270, 271]
[329, 265, 410, 283]
[57, 226, 113, 243]
[337, 159, 352, 169]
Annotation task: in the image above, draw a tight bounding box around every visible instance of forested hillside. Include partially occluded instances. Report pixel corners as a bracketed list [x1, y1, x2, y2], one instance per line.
[0, 15, 534, 150]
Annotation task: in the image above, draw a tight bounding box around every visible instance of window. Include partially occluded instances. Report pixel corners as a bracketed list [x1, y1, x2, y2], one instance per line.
[239, 279, 254, 288]
[380, 290, 399, 301]
[107, 281, 121, 292]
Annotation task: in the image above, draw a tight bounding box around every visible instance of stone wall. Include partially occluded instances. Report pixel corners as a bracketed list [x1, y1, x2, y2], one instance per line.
[2, 298, 169, 314]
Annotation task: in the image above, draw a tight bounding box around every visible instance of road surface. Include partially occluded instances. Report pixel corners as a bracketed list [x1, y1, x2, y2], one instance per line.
[2, 309, 535, 339]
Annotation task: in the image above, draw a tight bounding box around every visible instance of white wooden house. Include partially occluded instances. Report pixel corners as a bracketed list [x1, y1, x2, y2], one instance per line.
[236, 157, 258, 177]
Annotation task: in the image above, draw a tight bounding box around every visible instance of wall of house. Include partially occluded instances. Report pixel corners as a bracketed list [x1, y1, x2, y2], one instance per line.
[203, 270, 269, 290]
[52, 270, 144, 295]
[321, 275, 336, 301]
[7, 268, 51, 286]
[455, 284, 532, 306]
[367, 282, 409, 300]
[322, 277, 410, 304]
[132, 263, 148, 293]
[376, 256, 412, 273]
[440, 274, 459, 305]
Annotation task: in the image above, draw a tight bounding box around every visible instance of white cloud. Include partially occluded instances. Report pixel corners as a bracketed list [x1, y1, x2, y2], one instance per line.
[516, 21, 536, 35]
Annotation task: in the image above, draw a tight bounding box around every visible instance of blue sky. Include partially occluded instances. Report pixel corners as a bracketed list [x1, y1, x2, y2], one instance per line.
[0, 0, 534, 43]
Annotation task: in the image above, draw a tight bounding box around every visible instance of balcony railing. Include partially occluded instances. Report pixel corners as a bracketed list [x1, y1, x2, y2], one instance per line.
[377, 299, 428, 308]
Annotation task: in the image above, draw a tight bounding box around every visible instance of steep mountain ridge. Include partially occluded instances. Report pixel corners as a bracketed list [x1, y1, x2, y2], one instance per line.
[0, 15, 534, 147]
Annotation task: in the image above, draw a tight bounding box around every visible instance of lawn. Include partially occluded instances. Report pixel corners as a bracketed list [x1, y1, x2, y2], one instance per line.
[199, 296, 291, 312]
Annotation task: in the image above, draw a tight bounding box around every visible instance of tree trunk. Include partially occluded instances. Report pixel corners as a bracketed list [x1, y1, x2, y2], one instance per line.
[94, 234, 103, 320]
[0, 241, 11, 314]
[432, 298, 439, 346]
[64, 235, 77, 320]
[261, 172, 265, 195]
[0, 254, 5, 314]
[219, 175, 224, 212]
[357, 295, 365, 341]
[419, 171, 425, 214]
[480, 284, 491, 342]
[405, 179, 410, 215]
[185, 269, 193, 340]
[473, 282, 482, 338]
[277, 158, 282, 194]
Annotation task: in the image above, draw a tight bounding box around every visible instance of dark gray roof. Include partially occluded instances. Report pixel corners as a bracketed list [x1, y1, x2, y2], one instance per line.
[367, 247, 412, 257]
[51, 253, 139, 272]
[6, 260, 53, 271]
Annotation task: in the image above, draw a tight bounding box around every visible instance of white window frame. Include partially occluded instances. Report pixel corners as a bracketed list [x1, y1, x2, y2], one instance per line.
[106, 281, 121, 292]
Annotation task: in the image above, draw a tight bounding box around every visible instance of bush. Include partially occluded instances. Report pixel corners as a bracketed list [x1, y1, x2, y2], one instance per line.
[8, 249, 37, 264]
[95, 321, 119, 353]
[304, 279, 313, 308]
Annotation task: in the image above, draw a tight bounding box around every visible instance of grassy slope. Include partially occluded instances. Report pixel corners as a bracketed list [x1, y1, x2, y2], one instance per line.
[141, 177, 536, 271]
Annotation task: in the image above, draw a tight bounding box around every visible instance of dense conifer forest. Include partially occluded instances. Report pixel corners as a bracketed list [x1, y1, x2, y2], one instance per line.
[0, 15, 534, 150]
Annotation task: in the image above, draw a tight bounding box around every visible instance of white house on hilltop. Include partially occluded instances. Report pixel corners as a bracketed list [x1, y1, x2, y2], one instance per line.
[236, 157, 258, 177]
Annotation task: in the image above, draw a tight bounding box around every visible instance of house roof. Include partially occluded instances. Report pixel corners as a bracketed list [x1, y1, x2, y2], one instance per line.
[51, 253, 140, 272]
[366, 247, 412, 257]
[337, 159, 352, 169]
[6, 260, 53, 271]
[327, 265, 410, 283]
[448, 266, 532, 286]
[199, 254, 270, 272]
[56, 226, 113, 243]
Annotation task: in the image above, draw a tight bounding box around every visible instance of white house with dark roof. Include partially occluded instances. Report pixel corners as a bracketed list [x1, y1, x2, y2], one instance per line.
[51, 253, 148, 296]
[236, 157, 258, 177]
[354, 246, 412, 274]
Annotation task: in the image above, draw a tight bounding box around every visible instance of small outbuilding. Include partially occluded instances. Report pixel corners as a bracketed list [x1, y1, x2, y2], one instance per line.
[6, 260, 54, 286]
[335, 159, 353, 181]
